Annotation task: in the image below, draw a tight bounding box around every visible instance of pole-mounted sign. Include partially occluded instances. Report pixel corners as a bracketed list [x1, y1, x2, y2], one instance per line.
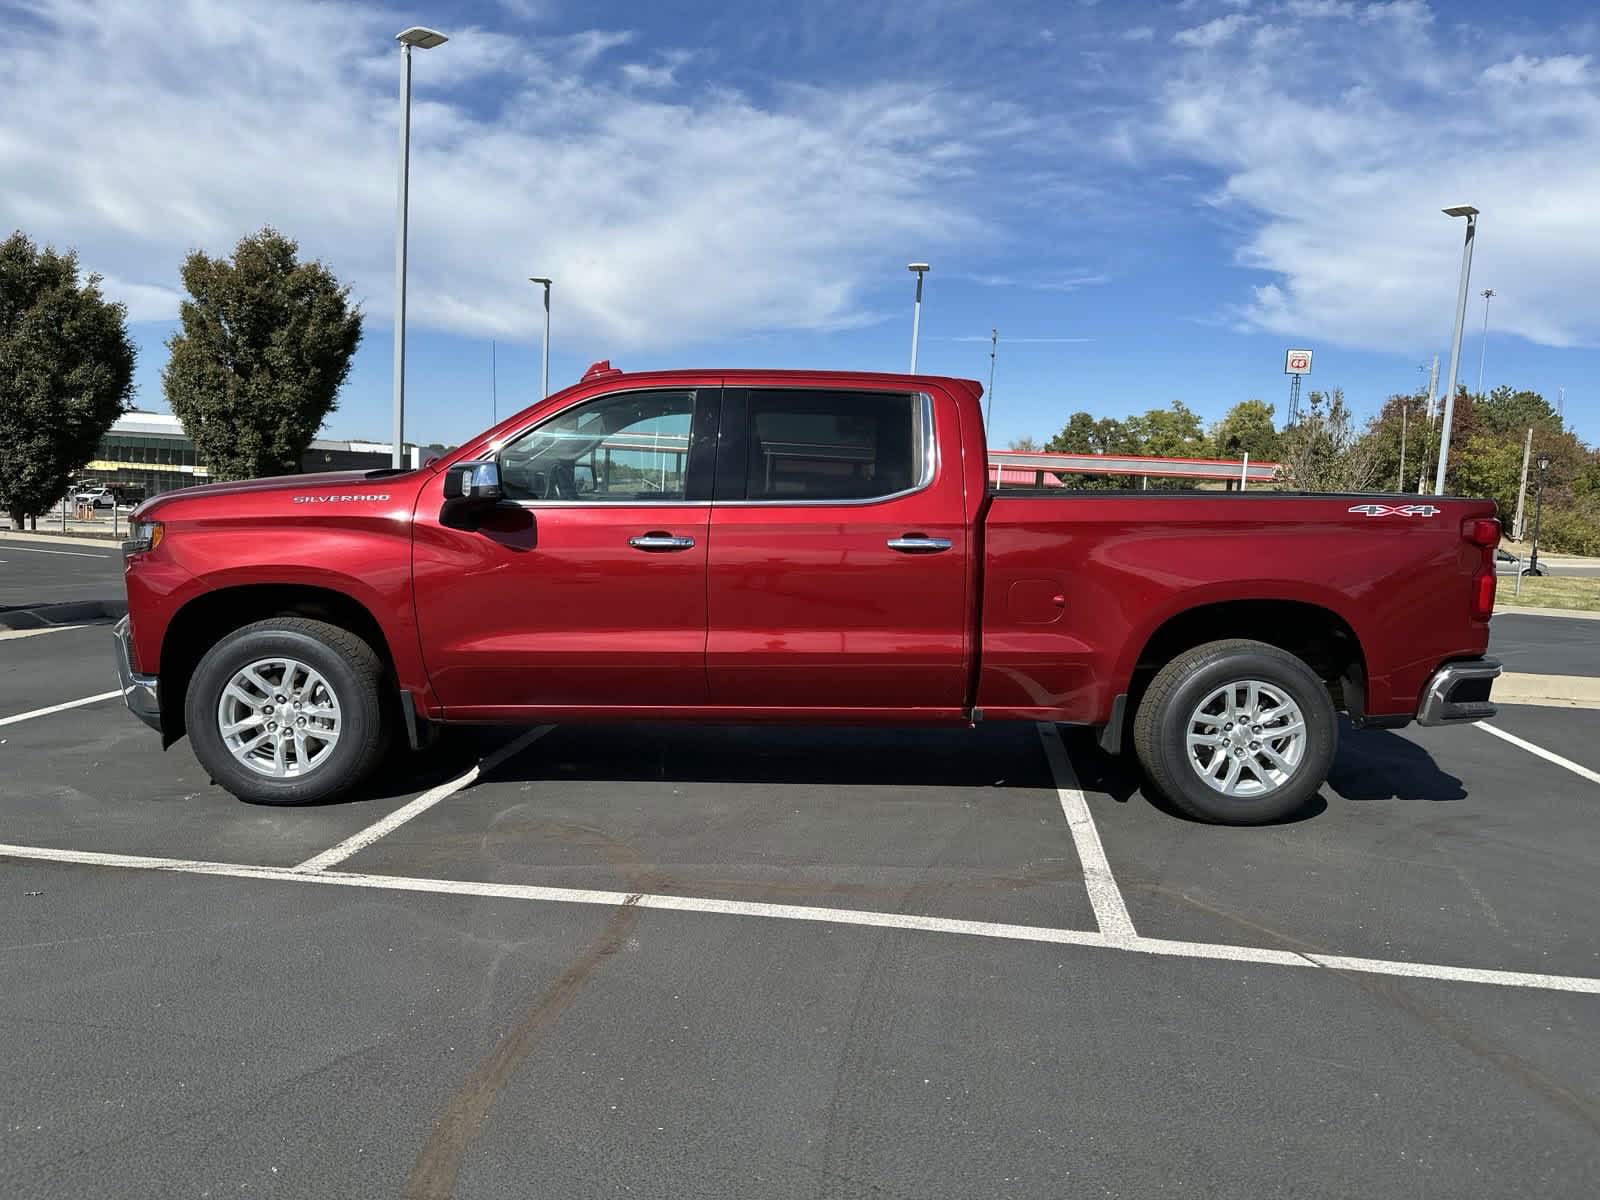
[1284, 349, 1313, 375]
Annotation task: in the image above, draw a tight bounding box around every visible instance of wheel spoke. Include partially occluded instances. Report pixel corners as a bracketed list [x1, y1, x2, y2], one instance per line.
[1184, 678, 1307, 798]
[217, 656, 343, 780]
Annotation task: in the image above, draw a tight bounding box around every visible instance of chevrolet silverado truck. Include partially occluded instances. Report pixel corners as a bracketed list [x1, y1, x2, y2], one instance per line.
[114, 365, 1502, 824]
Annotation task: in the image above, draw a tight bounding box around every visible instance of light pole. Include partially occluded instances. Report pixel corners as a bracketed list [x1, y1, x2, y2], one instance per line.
[1528, 452, 1552, 576]
[985, 328, 997, 432]
[392, 26, 449, 468]
[529, 276, 552, 399]
[908, 262, 930, 373]
[1475, 288, 1494, 397]
[1434, 205, 1478, 494]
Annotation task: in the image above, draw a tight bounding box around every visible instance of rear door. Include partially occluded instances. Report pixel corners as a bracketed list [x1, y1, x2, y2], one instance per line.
[704, 384, 970, 712]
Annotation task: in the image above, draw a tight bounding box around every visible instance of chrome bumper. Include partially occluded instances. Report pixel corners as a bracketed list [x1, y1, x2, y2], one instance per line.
[112, 615, 162, 734]
[1416, 657, 1501, 726]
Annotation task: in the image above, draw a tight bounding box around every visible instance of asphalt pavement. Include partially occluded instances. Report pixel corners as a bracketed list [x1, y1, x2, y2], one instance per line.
[0, 536, 123, 611]
[2, 543, 1598, 1199]
[1491, 611, 1600, 677]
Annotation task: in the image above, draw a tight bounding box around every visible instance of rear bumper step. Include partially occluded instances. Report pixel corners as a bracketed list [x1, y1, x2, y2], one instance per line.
[1416, 657, 1501, 726]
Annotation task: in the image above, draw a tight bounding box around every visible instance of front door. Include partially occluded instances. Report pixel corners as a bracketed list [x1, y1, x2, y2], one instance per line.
[705, 385, 970, 713]
[413, 386, 717, 715]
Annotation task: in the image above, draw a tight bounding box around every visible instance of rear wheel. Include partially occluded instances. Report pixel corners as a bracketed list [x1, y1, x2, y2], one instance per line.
[185, 618, 389, 805]
[1133, 638, 1336, 824]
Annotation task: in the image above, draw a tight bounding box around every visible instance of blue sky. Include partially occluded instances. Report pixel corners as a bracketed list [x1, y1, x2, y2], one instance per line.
[5, 0, 1598, 451]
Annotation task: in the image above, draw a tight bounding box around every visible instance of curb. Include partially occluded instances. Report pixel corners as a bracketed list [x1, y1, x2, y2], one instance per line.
[1494, 605, 1600, 622]
[1496, 672, 1600, 711]
[0, 599, 128, 631]
[0, 530, 122, 548]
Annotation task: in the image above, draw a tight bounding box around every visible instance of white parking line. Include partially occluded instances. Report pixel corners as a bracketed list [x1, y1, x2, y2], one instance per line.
[1036, 722, 1137, 939]
[0, 625, 87, 642]
[0, 690, 121, 728]
[0, 544, 115, 558]
[1475, 721, 1600, 786]
[4, 840, 1597, 995]
[294, 725, 555, 871]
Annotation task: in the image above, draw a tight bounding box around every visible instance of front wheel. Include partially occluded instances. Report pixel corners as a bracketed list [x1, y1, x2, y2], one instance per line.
[185, 618, 389, 806]
[1132, 638, 1337, 825]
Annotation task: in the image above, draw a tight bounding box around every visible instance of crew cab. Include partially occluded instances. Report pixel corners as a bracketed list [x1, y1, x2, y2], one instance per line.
[114, 366, 1502, 823]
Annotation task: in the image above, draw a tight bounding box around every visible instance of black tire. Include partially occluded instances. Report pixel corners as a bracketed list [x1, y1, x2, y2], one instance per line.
[185, 618, 389, 806]
[1132, 638, 1336, 825]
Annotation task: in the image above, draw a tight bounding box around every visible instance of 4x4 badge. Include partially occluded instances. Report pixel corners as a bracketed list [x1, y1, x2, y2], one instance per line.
[1347, 503, 1441, 517]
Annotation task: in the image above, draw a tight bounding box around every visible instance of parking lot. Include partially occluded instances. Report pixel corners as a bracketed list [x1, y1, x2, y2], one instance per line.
[3, 539, 1598, 1198]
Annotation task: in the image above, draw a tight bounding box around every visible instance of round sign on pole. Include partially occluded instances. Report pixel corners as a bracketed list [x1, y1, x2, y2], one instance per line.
[1284, 349, 1313, 375]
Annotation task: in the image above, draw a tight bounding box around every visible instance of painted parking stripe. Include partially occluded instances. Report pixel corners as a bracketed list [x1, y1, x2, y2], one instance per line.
[3, 840, 1597, 996]
[0, 690, 121, 728]
[1475, 720, 1600, 786]
[0, 625, 87, 642]
[294, 725, 555, 871]
[0, 544, 115, 558]
[1036, 722, 1137, 939]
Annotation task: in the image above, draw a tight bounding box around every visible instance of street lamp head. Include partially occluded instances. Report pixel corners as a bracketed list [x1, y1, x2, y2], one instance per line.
[908, 262, 930, 274]
[1442, 204, 1479, 219]
[1537, 453, 1552, 472]
[396, 26, 448, 49]
[528, 276, 552, 287]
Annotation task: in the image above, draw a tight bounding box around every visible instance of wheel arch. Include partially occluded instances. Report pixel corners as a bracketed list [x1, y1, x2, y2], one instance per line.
[1126, 598, 1369, 722]
[158, 584, 398, 745]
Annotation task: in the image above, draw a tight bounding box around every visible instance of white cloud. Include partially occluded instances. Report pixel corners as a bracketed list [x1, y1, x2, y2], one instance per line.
[1150, 2, 1600, 351]
[1, 1, 1007, 351]
[1173, 15, 1252, 49]
[1481, 54, 1591, 87]
[1121, 27, 1155, 42]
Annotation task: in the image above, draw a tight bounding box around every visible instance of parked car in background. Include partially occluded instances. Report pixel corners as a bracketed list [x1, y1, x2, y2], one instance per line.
[114, 364, 1504, 824]
[73, 485, 116, 509]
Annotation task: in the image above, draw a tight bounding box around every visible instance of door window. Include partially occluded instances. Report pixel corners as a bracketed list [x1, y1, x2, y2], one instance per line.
[499, 390, 695, 501]
[743, 390, 926, 501]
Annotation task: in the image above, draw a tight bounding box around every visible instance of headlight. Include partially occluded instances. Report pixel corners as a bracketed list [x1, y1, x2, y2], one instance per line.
[122, 520, 164, 558]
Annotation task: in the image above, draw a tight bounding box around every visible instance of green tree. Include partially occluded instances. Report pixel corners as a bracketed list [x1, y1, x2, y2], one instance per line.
[1124, 400, 1212, 458]
[1046, 411, 1134, 455]
[1210, 399, 1280, 462]
[1007, 435, 1040, 451]
[1278, 388, 1377, 492]
[0, 233, 136, 529]
[1359, 392, 1431, 493]
[164, 228, 362, 482]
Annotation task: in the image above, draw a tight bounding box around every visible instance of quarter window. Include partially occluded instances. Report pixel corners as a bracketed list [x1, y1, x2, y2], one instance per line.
[744, 390, 923, 501]
[498, 390, 695, 502]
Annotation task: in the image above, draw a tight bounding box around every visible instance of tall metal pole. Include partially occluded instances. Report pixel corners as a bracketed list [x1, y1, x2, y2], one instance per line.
[1529, 458, 1549, 574]
[1417, 353, 1438, 493]
[1475, 288, 1494, 397]
[1434, 210, 1477, 495]
[491, 339, 497, 424]
[391, 43, 413, 468]
[541, 283, 550, 399]
[1512, 427, 1532, 540]
[985, 328, 997, 432]
[1398, 396, 1407, 491]
[908, 263, 929, 372]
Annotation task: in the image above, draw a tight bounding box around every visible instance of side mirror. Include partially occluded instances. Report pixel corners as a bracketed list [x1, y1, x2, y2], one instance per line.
[443, 461, 503, 503]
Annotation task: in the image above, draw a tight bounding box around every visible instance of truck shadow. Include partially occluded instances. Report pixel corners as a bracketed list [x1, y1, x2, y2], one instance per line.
[1323, 723, 1469, 804]
[391, 722, 1060, 796]
[1059, 718, 1466, 825]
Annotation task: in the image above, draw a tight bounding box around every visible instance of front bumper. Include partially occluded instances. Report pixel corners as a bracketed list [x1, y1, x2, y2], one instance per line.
[1416, 657, 1501, 726]
[112, 615, 162, 734]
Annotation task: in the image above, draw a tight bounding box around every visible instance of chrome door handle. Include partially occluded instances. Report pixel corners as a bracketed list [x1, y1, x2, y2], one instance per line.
[628, 533, 696, 552]
[887, 535, 953, 554]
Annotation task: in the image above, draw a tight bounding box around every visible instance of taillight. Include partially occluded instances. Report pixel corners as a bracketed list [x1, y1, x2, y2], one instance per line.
[1462, 517, 1500, 548]
[1471, 570, 1496, 621]
[1463, 516, 1498, 621]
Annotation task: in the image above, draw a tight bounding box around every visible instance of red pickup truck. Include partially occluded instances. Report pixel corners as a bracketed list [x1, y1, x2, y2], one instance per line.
[115, 365, 1502, 823]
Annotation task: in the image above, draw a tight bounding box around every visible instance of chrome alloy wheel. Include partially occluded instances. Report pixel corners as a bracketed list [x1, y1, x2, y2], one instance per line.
[1184, 679, 1307, 798]
[216, 657, 341, 778]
